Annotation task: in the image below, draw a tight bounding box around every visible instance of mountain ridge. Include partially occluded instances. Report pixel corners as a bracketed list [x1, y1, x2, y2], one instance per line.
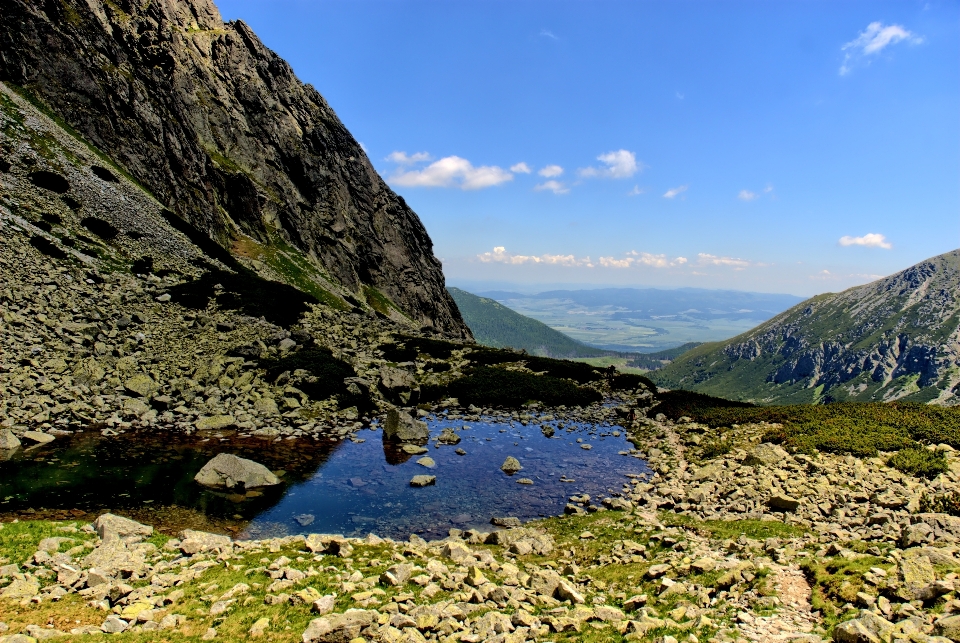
[0, 0, 469, 337]
[655, 249, 960, 405]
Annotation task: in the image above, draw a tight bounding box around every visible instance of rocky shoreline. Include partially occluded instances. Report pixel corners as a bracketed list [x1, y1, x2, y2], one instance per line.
[3, 411, 960, 643]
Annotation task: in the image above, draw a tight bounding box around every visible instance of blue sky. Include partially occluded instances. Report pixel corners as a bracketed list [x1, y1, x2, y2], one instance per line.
[216, 0, 959, 296]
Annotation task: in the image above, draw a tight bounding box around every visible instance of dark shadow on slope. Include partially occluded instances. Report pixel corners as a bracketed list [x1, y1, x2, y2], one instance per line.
[28, 170, 69, 193]
[258, 347, 371, 413]
[168, 268, 317, 328]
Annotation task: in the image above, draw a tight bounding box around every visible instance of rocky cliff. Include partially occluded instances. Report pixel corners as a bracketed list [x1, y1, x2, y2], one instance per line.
[656, 250, 960, 405]
[0, 0, 468, 337]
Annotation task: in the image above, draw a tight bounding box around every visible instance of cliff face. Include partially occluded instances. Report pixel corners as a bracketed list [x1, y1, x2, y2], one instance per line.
[0, 0, 469, 337]
[656, 250, 960, 405]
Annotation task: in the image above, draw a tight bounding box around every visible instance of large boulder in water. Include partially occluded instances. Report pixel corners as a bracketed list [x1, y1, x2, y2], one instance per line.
[194, 453, 281, 489]
[501, 456, 523, 474]
[382, 409, 428, 442]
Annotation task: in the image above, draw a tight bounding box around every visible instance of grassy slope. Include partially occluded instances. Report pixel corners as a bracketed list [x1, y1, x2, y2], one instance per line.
[448, 287, 605, 358]
[655, 252, 960, 405]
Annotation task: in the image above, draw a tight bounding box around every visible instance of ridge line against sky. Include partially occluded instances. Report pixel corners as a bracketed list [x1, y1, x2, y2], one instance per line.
[216, 0, 959, 296]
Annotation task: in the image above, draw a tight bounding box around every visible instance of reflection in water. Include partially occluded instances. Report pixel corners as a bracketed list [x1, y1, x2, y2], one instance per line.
[0, 416, 649, 540]
[245, 416, 650, 540]
[0, 430, 341, 525]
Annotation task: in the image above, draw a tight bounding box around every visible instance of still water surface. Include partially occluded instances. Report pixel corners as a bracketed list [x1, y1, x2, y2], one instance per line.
[0, 416, 649, 540]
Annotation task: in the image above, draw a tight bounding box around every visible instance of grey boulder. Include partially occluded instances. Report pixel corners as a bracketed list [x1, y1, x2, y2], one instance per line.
[21, 430, 54, 445]
[194, 453, 281, 489]
[94, 513, 153, 540]
[382, 409, 428, 442]
[0, 429, 20, 450]
[744, 443, 790, 466]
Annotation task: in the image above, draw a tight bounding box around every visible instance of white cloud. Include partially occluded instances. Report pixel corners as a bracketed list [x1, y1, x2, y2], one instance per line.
[840, 22, 922, 75]
[540, 29, 558, 40]
[538, 165, 563, 178]
[599, 251, 688, 269]
[534, 180, 569, 195]
[628, 185, 645, 196]
[390, 156, 513, 190]
[663, 185, 688, 199]
[510, 162, 531, 174]
[359, 142, 368, 153]
[676, 92, 685, 100]
[477, 246, 592, 267]
[697, 253, 756, 270]
[578, 150, 640, 179]
[386, 150, 432, 164]
[838, 233, 892, 249]
[739, 184, 774, 201]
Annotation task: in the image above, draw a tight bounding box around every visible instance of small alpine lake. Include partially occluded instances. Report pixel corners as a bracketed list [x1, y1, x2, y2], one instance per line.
[0, 413, 650, 540]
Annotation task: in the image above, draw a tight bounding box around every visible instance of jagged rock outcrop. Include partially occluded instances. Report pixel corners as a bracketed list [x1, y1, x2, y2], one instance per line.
[656, 250, 960, 405]
[0, 0, 469, 337]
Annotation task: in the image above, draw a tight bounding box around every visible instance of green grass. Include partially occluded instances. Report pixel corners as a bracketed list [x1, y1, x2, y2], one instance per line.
[257, 234, 349, 312]
[364, 285, 405, 319]
[659, 514, 807, 541]
[0, 520, 93, 566]
[801, 554, 892, 630]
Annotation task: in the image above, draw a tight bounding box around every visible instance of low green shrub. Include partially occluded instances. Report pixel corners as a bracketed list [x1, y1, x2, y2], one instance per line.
[652, 390, 754, 419]
[699, 438, 732, 459]
[521, 355, 604, 383]
[381, 342, 418, 363]
[610, 372, 657, 391]
[919, 491, 960, 516]
[425, 365, 601, 408]
[888, 447, 948, 479]
[654, 394, 960, 458]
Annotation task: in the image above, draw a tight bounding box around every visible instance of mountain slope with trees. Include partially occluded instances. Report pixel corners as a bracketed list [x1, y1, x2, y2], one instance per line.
[448, 287, 606, 358]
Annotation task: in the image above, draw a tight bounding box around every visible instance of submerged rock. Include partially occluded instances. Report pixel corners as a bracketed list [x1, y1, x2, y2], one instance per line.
[410, 475, 436, 487]
[194, 453, 281, 489]
[437, 427, 461, 444]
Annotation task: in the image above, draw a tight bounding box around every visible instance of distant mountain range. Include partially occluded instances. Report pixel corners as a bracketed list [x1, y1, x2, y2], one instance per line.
[479, 287, 804, 321]
[656, 249, 960, 405]
[474, 287, 804, 352]
[448, 288, 606, 358]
